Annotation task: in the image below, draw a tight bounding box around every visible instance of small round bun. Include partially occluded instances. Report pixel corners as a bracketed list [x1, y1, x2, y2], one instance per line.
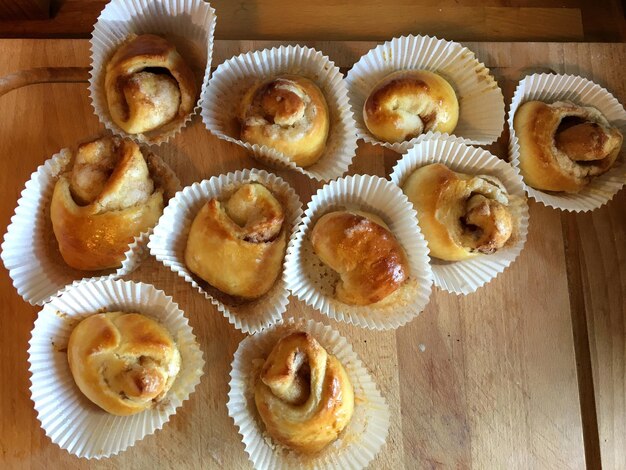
[363, 70, 459, 143]
[402, 163, 516, 261]
[184, 183, 287, 299]
[310, 210, 409, 305]
[105, 34, 197, 136]
[239, 75, 329, 167]
[254, 331, 354, 454]
[50, 136, 172, 271]
[513, 100, 623, 192]
[67, 312, 181, 416]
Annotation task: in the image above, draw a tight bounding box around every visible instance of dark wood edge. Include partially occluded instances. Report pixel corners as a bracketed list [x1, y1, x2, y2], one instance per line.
[0, 66, 89, 98]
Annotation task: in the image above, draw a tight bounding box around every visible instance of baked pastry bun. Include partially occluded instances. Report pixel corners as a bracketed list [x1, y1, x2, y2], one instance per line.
[403, 163, 516, 261]
[51, 136, 178, 271]
[105, 34, 197, 135]
[67, 312, 181, 416]
[514, 100, 623, 192]
[254, 331, 354, 454]
[311, 210, 409, 305]
[239, 75, 330, 167]
[363, 70, 459, 143]
[185, 183, 287, 299]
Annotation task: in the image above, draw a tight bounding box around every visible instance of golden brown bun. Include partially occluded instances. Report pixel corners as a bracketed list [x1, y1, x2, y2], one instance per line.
[513, 100, 623, 192]
[67, 312, 181, 416]
[239, 75, 329, 167]
[402, 163, 515, 261]
[254, 332, 354, 454]
[363, 70, 459, 143]
[105, 34, 197, 135]
[310, 210, 409, 305]
[184, 183, 287, 299]
[50, 136, 176, 271]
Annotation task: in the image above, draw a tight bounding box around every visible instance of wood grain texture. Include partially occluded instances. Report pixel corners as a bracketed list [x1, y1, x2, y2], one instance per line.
[0, 0, 590, 42]
[0, 39, 624, 469]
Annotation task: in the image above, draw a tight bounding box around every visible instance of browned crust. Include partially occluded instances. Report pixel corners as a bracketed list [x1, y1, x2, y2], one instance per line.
[239, 74, 330, 167]
[514, 100, 623, 192]
[310, 211, 409, 305]
[363, 69, 459, 143]
[105, 34, 198, 134]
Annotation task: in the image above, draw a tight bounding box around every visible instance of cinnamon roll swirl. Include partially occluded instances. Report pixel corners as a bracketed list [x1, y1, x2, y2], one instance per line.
[184, 183, 287, 299]
[402, 163, 517, 261]
[363, 70, 459, 143]
[68, 312, 181, 416]
[239, 75, 330, 167]
[514, 100, 623, 192]
[311, 210, 409, 305]
[254, 331, 354, 454]
[105, 34, 197, 135]
[50, 136, 178, 271]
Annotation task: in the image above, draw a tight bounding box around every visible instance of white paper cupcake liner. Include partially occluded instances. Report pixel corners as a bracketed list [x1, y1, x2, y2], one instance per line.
[148, 169, 303, 334]
[345, 34, 505, 153]
[90, 0, 217, 145]
[507, 73, 626, 212]
[389, 137, 530, 295]
[201, 45, 358, 181]
[1, 147, 163, 306]
[28, 279, 204, 459]
[228, 318, 390, 469]
[285, 174, 433, 330]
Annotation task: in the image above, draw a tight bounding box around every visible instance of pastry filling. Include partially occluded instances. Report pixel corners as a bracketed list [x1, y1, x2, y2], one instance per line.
[555, 116, 613, 163]
[223, 183, 285, 243]
[117, 68, 181, 131]
[69, 137, 155, 211]
[458, 177, 513, 254]
[243, 78, 316, 141]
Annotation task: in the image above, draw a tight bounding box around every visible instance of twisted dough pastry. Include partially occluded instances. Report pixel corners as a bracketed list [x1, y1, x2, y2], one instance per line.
[239, 75, 330, 167]
[254, 332, 354, 454]
[514, 101, 623, 192]
[51, 136, 175, 271]
[185, 183, 287, 299]
[311, 211, 409, 305]
[364, 70, 459, 143]
[403, 163, 515, 261]
[105, 34, 197, 135]
[68, 312, 181, 416]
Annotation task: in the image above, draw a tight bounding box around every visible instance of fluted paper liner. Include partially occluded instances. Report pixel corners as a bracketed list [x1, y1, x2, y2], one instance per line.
[508, 73, 626, 211]
[90, 0, 216, 145]
[28, 279, 204, 459]
[285, 174, 433, 330]
[1, 147, 171, 306]
[148, 169, 303, 334]
[345, 34, 505, 153]
[390, 137, 529, 295]
[201, 45, 358, 181]
[228, 318, 390, 469]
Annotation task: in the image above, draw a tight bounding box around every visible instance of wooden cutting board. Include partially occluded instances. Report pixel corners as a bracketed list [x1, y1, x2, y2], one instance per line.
[0, 39, 624, 470]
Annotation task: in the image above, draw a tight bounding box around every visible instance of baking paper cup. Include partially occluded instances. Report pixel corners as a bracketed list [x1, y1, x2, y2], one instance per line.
[148, 169, 303, 334]
[201, 45, 358, 181]
[390, 137, 529, 295]
[1, 147, 168, 306]
[90, 0, 216, 145]
[228, 318, 390, 469]
[28, 279, 204, 459]
[285, 174, 433, 330]
[345, 34, 505, 153]
[508, 73, 626, 212]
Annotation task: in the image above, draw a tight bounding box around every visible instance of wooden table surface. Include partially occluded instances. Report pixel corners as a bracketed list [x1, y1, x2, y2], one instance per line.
[2, 0, 626, 43]
[0, 39, 624, 470]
